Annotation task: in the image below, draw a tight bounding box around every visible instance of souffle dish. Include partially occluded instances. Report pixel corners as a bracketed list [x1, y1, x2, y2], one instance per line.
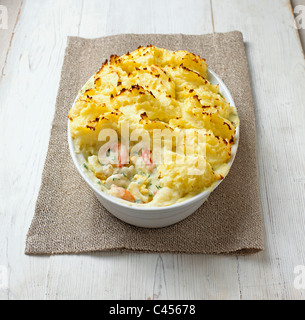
[68, 45, 240, 208]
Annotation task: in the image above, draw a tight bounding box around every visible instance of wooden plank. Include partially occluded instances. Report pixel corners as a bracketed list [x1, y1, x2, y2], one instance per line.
[0, 0, 23, 77]
[0, 0, 83, 300]
[78, 0, 214, 37]
[43, 253, 241, 300]
[212, 0, 305, 299]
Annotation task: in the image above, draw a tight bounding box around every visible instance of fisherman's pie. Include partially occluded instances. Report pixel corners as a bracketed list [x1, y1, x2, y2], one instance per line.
[68, 45, 240, 207]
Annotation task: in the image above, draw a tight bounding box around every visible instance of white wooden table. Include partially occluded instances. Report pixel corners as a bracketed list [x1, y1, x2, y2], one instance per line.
[0, 0, 305, 300]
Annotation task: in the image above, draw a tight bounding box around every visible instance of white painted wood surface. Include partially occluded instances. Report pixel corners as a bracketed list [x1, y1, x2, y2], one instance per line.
[0, 0, 304, 300]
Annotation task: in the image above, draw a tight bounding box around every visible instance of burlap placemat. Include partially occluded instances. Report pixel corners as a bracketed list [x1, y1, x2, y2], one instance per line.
[25, 32, 264, 255]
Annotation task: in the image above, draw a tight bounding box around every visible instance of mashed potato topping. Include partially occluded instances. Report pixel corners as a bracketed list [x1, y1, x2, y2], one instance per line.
[68, 45, 240, 207]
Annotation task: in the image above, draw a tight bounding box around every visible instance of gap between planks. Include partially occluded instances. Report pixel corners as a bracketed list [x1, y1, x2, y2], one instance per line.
[210, 0, 215, 33]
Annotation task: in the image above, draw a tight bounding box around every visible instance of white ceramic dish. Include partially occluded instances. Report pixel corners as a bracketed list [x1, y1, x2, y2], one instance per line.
[68, 68, 239, 228]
